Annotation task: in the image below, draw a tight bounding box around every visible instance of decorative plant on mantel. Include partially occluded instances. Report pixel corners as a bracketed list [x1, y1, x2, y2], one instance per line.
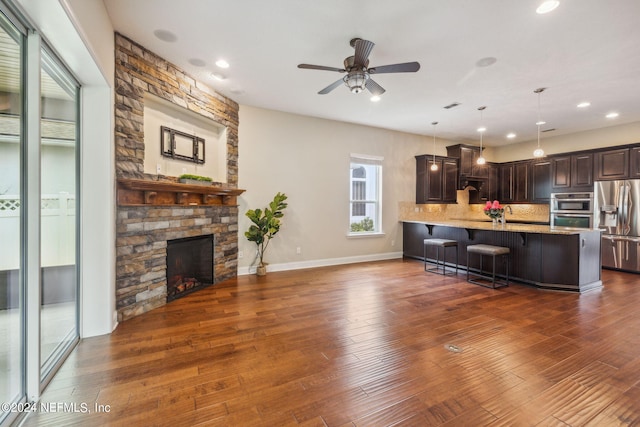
[244, 192, 288, 276]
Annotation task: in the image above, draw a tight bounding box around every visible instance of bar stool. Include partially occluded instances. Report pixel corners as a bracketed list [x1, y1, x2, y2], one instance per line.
[466, 244, 510, 288]
[423, 238, 458, 275]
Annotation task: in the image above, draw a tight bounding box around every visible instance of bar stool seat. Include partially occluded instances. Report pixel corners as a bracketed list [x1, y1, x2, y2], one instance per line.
[424, 238, 458, 275]
[466, 244, 510, 288]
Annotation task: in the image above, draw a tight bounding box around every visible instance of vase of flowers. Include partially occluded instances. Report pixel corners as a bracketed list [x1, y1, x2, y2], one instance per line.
[484, 200, 504, 227]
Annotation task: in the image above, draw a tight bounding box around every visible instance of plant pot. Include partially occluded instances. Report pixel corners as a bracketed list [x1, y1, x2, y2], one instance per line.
[256, 264, 267, 276]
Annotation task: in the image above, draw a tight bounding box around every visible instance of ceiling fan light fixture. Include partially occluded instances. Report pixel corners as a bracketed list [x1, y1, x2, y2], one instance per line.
[344, 71, 369, 94]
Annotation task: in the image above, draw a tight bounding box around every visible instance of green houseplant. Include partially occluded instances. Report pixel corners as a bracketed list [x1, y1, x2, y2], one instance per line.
[244, 192, 288, 275]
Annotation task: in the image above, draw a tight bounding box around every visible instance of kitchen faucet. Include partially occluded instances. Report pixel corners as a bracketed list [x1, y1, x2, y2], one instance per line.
[501, 205, 513, 224]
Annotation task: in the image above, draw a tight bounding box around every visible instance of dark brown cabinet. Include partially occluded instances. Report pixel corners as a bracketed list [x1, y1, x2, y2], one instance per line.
[631, 147, 640, 177]
[446, 144, 488, 189]
[531, 160, 551, 203]
[552, 153, 593, 191]
[498, 161, 531, 203]
[595, 148, 629, 180]
[415, 155, 457, 203]
[478, 163, 499, 202]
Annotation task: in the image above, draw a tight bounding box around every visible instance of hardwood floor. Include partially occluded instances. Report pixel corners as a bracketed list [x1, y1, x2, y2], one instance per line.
[23, 259, 640, 426]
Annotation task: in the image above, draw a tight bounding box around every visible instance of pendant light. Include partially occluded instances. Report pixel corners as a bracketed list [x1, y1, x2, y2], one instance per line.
[476, 106, 486, 165]
[533, 88, 546, 158]
[430, 121, 439, 171]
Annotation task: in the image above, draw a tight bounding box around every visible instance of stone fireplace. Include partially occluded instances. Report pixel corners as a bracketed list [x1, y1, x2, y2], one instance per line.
[114, 33, 242, 321]
[166, 234, 214, 302]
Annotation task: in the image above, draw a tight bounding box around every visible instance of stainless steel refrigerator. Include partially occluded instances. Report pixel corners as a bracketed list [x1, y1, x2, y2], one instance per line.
[594, 180, 640, 272]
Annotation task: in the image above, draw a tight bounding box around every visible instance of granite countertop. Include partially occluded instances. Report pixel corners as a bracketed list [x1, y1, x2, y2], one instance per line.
[401, 219, 603, 235]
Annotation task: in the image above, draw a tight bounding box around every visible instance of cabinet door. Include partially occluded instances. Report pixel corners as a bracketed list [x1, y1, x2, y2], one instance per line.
[442, 159, 458, 202]
[514, 162, 530, 202]
[630, 147, 640, 178]
[458, 146, 474, 177]
[552, 156, 571, 189]
[499, 164, 514, 202]
[415, 156, 427, 203]
[532, 160, 551, 203]
[571, 153, 593, 188]
[426, 159, 443, 201]
[595, 148, 629, 180]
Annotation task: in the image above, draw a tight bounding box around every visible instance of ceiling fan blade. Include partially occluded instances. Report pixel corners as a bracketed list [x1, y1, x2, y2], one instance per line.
[365, 79, 385, 96]
[298, 63, 346, 72]
[318, 78, 345, 95]
[368, 61, 421, 74]
[354, 39, 375, 67]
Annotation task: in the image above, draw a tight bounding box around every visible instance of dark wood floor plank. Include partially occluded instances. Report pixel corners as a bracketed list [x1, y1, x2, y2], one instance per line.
[21, 260, 640, 426]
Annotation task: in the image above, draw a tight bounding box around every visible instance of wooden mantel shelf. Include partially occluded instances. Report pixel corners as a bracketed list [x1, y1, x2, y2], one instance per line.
[117, 178, 245, 207]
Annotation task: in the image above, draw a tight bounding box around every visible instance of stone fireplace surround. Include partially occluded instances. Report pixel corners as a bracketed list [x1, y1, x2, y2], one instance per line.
[114, 33, 241, 321]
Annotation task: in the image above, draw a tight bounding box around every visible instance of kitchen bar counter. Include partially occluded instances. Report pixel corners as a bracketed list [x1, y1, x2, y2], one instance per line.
[403, 219, 598, 235]
[402, 220, 602, 292]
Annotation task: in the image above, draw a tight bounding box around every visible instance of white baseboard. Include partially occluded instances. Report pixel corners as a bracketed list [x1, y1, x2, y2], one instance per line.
[237, 251, 403, 276]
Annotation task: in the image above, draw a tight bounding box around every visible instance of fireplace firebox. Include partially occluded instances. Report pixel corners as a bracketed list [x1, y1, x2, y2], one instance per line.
[166, 234, 214, 302]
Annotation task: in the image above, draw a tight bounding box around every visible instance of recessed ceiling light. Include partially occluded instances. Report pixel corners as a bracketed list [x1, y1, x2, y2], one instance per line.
[188, 58, 206, 67]
[506, 133, 516, 139]
[577, 102, 591, 108]
[153, 29, 177, 43]
[215, 59, 230, 69]
[536, 120, 546, 126]
[211, 72, 226, 81]
[477, 126, 486, 133]
[476, 57, 497, 68]
[536, 1, 560, 14]
[606, 112, 619, 119]
[370, 95, 381, 102]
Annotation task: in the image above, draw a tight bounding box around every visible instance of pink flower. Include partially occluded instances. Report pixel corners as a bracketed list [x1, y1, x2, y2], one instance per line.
[491, 200, 502, 209]
[484, 201, 492, 211]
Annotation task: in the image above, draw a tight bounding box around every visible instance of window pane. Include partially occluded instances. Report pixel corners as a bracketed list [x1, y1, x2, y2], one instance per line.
[0, 13, 24, 419]
[40, 48, 79, 378]
[350, 159, 381, 233]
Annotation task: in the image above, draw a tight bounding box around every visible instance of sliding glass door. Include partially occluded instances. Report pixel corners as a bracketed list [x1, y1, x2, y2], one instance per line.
[0, 10, 23, 422]
[39, 48, 79, 380]
[0, 4, 80, 424]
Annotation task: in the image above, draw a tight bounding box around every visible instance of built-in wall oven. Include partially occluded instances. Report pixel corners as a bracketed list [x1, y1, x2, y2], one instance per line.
[550, 192, 594, 229]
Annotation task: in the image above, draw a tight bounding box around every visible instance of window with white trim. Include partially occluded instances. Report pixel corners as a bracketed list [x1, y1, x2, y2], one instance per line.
[349, 154, 382, 234]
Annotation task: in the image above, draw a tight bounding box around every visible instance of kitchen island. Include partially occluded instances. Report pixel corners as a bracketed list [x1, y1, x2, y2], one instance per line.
[403, 220, 602, 292]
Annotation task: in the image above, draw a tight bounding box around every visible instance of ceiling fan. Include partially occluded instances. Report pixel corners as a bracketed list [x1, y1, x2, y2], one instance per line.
[298, 38, 420, 96]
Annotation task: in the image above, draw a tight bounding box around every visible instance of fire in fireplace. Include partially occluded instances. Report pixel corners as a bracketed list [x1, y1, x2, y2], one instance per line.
[166, 234, 214, 302]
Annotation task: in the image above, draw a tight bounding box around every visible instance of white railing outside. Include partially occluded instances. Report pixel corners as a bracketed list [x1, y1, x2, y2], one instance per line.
[0, 193, 76, 270]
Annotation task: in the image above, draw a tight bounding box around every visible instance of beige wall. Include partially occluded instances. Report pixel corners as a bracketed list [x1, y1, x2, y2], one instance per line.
[237, 106, 454, 273]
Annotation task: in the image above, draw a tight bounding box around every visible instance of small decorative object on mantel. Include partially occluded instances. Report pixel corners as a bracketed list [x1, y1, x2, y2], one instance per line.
[484, 200, 504, 227]
[178, 174, 213, 186]
[245, 192, 288, 276]
[161, 126, 205, 164]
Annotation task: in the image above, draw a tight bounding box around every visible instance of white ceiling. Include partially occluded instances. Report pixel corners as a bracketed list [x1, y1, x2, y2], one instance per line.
[103, 0, 640, 147]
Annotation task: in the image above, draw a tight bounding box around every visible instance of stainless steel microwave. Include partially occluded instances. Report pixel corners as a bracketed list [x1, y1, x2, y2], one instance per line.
[550, 192, 594, 213]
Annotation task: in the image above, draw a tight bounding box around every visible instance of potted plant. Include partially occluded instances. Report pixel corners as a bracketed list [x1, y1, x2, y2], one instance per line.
[244, 192, 288, 276]
[178, 174, 213, 186]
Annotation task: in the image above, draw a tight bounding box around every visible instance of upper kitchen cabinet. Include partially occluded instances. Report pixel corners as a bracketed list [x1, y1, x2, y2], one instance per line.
[531, 159, 551, 203]
[551, 153, 593, 191]
[446, 144, 488, 189]
[415, 155, 458, 204]
[595, 148, 629, 180]
[499, 161, 531, 203]
[630, 147, 640, 177]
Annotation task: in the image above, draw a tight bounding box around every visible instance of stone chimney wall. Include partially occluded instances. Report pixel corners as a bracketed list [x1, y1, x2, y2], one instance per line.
[114, 33, 241, 321]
